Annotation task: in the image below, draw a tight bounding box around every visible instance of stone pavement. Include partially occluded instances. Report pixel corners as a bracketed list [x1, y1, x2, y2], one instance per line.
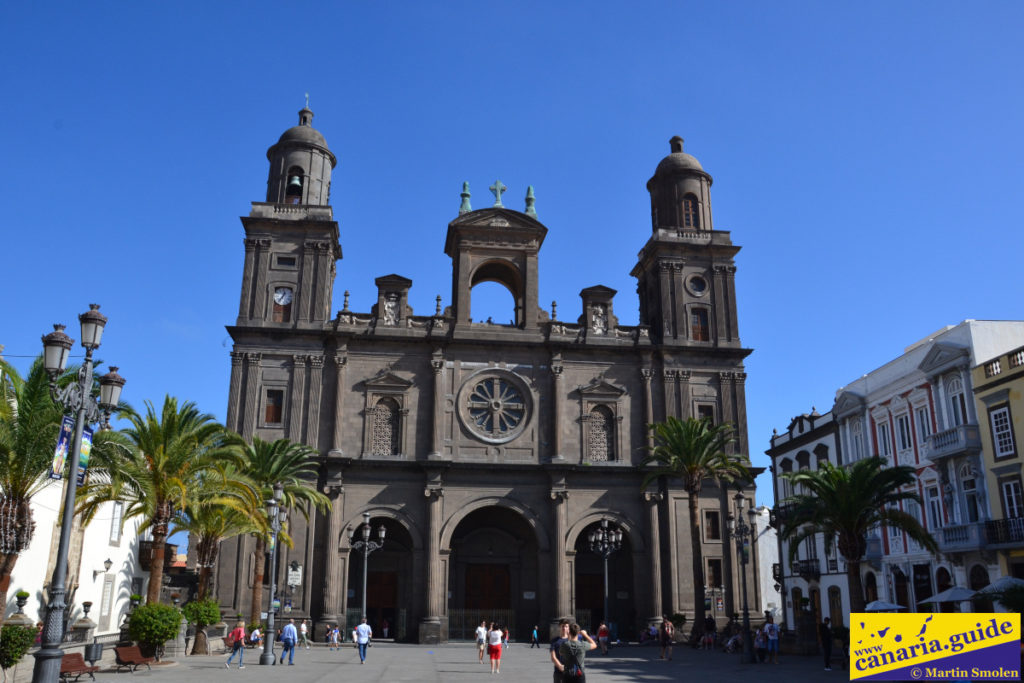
[44, 642, 849, 682]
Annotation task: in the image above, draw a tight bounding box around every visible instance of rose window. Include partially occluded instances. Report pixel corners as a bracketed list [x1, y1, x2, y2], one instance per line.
[457, 372, 532, 444]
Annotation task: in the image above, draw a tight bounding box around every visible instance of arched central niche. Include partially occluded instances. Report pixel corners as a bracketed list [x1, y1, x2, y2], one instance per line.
[470, 260, 524, 327]
[445, 505, 540, 642]
[572, 520, 635, 639]
[346, 515, 417, 641]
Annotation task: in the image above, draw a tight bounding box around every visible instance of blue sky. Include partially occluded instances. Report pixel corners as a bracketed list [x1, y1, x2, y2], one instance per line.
[2, 1, 1023, 514]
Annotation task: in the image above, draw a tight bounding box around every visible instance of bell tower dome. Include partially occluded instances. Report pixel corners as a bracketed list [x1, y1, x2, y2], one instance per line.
[646, 136, 713, 232]
[265, 107, 337, 205]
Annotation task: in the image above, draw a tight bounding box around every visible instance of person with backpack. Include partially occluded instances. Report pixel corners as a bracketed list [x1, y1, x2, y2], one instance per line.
[225, 620, 247, 669]
[558, 623, 597, 681]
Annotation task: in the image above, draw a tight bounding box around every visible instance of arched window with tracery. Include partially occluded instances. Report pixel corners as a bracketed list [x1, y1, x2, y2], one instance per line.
[587, 405, 615, 462]
[371, 396, 400, 456]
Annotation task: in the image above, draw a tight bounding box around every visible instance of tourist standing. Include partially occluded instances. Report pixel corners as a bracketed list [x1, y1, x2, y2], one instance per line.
[558, 623, 597, 682]
[550, 619, 571, 683]
[488, 622, 504, 674]
[225, 620, 247, 669]
[476, 621, 489, 663]
[356, 617, 373, 664]
[820, 616, 833, 671]
[280, 618, 298, 665]
[754, 626, 767, 662]
[382, 618, 389, 638]
[299, 619, 310, 649]
[659, 615, 675, 661]
[328, 624, 340, 650]
[597, 622, 609, 655]
[531, 625, 540, 649]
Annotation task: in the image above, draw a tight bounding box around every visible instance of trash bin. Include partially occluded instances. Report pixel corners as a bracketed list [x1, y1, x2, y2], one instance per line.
[84, 642, 103, 665]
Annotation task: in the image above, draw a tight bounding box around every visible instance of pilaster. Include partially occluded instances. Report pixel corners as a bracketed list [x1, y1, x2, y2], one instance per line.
[306, 355, 324, 449]
[330, 350, 347, 456]
[420, 485, 444, 643]
[242, 352, 262, 437]
[551, 355, 565, 461]
[290, 355, 308, 440]
[238, 238, 257, 322]
[227, 352, 244, 433]
[321, 484, 345, 624]
[644, 491, 664, 621]
[429, 351, 445, 459]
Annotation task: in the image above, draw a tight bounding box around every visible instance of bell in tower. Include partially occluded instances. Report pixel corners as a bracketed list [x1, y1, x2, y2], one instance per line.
[265, 107, 337, 205]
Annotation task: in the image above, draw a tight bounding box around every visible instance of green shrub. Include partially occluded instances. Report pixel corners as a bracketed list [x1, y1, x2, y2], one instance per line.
[181, 599, 220, 628]
[128, 602, 182, 650]
[0, 625, 38, 671]
[13, 591, 29, 600]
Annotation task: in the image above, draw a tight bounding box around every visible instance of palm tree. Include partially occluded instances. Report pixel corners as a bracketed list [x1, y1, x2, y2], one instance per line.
[0, 357, 124, 625]
[642, 417, 751, 635]
[232, 436, 329, 627]
[780, 456, 937, 614]
[79, 396, 237, 603]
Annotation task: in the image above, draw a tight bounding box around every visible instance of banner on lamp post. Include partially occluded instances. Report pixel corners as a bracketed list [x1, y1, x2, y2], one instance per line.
[77, 426, 93, 486]
[50, 416, 74, 480]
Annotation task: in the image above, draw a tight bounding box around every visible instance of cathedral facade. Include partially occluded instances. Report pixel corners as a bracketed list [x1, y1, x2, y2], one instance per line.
[214, 109, 758, 643]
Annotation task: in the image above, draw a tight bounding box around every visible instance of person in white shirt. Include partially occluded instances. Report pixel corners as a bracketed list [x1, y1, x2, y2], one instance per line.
[355, 617, 373, 664]
[299, 619, 310, 649]
[475, 621, 488, 663]
[488, 623, 504, 674]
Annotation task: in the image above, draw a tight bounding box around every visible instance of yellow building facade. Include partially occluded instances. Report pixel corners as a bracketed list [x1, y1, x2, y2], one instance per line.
[973, 344, 1024, 577]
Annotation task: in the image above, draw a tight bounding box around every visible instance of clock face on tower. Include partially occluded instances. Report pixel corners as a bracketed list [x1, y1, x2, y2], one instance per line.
[274, 287, 293, 306]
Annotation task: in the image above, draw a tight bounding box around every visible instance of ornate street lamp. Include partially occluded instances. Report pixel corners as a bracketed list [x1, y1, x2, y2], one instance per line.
[33, 305, 124, 683]
[728, 494, 758, 664]
[259, 483, 287, 666]
[349, 512, 385, 621]
[588, 519, 623, 627]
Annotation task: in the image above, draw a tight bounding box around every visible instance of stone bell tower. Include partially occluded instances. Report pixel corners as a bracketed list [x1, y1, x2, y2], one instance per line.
[234, 107, 342, 330]
[631, 137, 742, 348]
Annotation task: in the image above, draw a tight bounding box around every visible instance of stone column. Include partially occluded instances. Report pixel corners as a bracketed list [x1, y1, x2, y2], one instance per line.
[306, 355, 324, 449]
[290, 355, 308, 441]
[734, 373, 748, 454]
[551, 489, 571, 626]
[724, 265, 739, 342]
[253, 239, 271, 322]
[644, 491, 664, 623]
[429, 352, 445, 459]
[672, 263, 686, 340]
[641, 368, 654, 450]
[321, 484, 345, 628]
[299, 241, 316, 323]
[712, 265, 728, 342]
[242, 353, 262, 438]
[330, 350, 347, 456]
[226, 352, 244, 433]
[238, 238, 257, 322]
[662, 369, 676, 420]
[313, 241, 331, 322]
[677, 370, 691, 420]
[719, 372, 736, 435]
[420, 486, 444, 643]
[658, 262, 674, 339]
[551, 356, 565, 461]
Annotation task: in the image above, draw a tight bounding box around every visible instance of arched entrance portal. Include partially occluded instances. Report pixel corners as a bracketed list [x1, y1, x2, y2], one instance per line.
[347, 516, 415, 641]
[573, 521, 635, 640]
[446, 506, 540, 641]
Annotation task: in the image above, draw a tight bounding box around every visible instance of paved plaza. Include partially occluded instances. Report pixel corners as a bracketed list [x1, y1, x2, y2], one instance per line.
[19, 642, 848, 683]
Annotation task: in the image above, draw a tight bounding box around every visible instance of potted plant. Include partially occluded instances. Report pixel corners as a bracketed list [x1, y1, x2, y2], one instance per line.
[128, 602, 182, 661]
[0, 625, 37, 683]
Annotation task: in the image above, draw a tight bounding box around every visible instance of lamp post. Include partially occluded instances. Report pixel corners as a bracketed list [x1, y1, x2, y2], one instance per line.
[588, 519, 623, 627]
[728, 493, 758, 664]
[348, 512, 386, 621]
[33, 305, 125, 683]
[259, 483, 287, 666]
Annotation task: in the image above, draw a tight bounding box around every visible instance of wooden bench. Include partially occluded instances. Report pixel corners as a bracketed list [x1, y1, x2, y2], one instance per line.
[113, 645, 154, 673]
[60, 653, 99, 682]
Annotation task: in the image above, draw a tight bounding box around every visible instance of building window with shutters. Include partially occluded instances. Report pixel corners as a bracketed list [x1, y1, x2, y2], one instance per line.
[586, 405, 615, 462]
[947, 377, 968, 426]
[109, 501, 124, 544]
[990, 405, 1017, 459]
[264, 389, 284, 425]
[691, 308, 709, 342]
[681, 194, 700, 229]
[1001, 478, 1024, 519]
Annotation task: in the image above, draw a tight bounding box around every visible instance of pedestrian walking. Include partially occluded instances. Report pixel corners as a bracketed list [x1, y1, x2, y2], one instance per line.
[503, 626, 510, 649]
[659, 615, 675, 661]
[382, 618, 389, 639]
[488, 622, 503, 674]
[597, 622, 609, 655]
[531, 625, 540, 649]
[225, 620, 247, 669]
[328, 624, 340, 650]
[557, 623, 597, 682]
[355, 617, 373, 664]
[476, 620, 489, 663]
[299, 619, 310, 649]
[280, 618, 298, 665]
[764, 615, 780, 663]
[820, 616, 833, 671]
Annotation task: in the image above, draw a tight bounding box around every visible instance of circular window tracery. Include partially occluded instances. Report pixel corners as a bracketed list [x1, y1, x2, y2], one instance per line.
[458, 371, 532, 444]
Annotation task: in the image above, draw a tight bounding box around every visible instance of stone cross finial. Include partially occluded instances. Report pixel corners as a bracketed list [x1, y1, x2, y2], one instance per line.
[551, 301, 558, 321]
[435, 295, 442, 316]
[342, 291, 350, 312]
[459, 181, 472, 214]
[524, 186, 537, 218]
[489, 180, 507, 207]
